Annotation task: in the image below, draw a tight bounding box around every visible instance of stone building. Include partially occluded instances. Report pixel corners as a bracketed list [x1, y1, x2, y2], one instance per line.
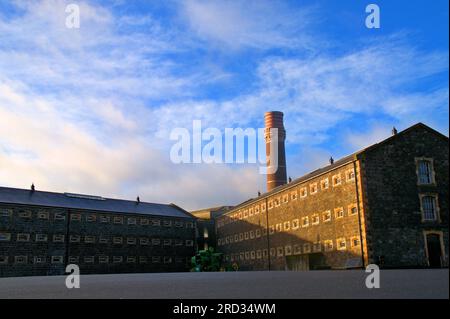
[0, 187, 196, 277]
[215, 122, 449, 271]
[191, 206, 233, 251]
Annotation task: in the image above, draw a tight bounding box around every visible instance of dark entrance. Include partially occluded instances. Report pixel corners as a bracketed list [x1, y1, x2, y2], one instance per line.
[426, 234, 442, 268]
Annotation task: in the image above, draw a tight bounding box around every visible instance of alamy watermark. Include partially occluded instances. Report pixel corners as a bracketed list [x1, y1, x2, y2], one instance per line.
[365, 264, 380, 289]
[169, 120, 279, 175]
[65, 3, 80, 29]
[365, 4, 380, 29]
[65, 264, 80, 289]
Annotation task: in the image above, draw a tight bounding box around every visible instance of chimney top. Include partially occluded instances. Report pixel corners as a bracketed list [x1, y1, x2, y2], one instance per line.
[136, 196, 140, 204]
[30, 183, 35, 192]
[392, 127, 398, 135]
[329, 157, 334, 165]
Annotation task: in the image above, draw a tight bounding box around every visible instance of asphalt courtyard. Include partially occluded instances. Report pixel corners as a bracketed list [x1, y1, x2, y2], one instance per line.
[0, 269, 448, 299]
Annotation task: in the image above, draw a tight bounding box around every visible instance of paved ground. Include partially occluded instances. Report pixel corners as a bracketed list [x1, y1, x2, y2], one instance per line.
[0, 269, 448, 299]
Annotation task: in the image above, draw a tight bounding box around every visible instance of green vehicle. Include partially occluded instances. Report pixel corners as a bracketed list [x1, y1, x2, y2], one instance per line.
[191, 248, 238, 272]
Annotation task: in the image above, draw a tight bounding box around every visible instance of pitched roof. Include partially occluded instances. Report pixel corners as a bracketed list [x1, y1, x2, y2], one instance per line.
[226, 122, 448, 213]
[0, 186, 193, 219]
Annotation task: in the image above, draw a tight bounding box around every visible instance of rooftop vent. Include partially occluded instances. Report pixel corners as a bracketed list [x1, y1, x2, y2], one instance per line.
[64, 193, 106, 201]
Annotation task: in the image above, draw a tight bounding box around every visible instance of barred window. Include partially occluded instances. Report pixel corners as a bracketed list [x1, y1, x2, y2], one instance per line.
[84, 236, 96, 243]
[71, 213, 81, 221]
[19, 210, 32, 218]
[113, 237, 123, 244]
[100, 215, 110, 223]
[17, 233, 30, 242]
[35, 234, 48, 242]
[421, 195, 438, 221]
[53, 234, 65, 243]
[113, 216, 123, 224]
[152, 256, 161, 263]
[417, 159, 434, 184]
[84, 256, 95, 264]
[1, 208, 12, 217]
[127, 237, 137, 245]
[54, 212, 65, 220]
[37, 210, 49, 219]
[15, 256, 28, 264]
[99, 256, 109, 263]
[113, 256, 123, 263]
[51, 256, 64, 264]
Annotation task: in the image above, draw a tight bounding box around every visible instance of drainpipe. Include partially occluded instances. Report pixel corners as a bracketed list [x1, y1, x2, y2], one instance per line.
[353, 160, 366, 268]
[265, 197, 271, 271]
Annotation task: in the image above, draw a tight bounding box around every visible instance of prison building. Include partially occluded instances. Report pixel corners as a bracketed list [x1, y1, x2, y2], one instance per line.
[190, 206, 233, 251]
[215, 122, 448, 271]
[0, 187, 196, 277]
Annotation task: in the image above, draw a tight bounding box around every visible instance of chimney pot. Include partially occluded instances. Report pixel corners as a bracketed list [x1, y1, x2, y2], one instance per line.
[392, 127, 398, 135]
[31, 183, 35, 192]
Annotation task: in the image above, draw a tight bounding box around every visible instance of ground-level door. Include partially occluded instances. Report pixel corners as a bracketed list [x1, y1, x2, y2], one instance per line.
[425, 232, 444, 268]
[286, 255, 309, 271]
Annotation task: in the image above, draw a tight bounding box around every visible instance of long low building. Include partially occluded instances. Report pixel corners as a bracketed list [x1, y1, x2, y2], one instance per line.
[215, 122, 449, 271]
[0, 187, 196, 277]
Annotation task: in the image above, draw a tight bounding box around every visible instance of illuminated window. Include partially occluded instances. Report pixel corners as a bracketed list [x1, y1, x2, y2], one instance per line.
[334, 207, 344, 219]
[300, 187, 307, 198]
[284, 221, 291, 231]
[311, 214, 320, 225]
[337, 238, 347, 250]
[323, 210, 332, 222]
[332, 174, 342, 186]
[302, 216, 309, 227]
[321, 178, 329, 190]
[310, 183, 318, 195]
[324, 240, 334, 251]
[346, 169, 355, 182]
[303, 243, 311, 253]
[348, 204, 358, 216]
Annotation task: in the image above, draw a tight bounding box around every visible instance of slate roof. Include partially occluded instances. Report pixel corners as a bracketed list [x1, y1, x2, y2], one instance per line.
[0, 187, 193, 219]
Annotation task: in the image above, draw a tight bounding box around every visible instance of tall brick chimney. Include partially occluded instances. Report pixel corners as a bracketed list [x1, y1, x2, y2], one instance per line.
[264, 111, 287, 192]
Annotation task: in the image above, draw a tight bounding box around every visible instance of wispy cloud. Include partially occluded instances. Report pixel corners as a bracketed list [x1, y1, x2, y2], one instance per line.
[179, 0, 319, 50]
[0, 1, 448, 210]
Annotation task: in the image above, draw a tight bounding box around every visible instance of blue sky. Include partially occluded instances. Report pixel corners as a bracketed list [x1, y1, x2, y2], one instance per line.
[0, 0, 448, 210]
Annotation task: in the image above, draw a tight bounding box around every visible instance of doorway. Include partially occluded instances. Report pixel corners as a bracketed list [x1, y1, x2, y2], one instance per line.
[425, 232, 443, 268]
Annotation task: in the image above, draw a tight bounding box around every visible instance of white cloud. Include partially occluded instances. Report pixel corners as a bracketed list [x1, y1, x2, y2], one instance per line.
[180, 0, 318, 50]
[0, 1, 448, 211]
